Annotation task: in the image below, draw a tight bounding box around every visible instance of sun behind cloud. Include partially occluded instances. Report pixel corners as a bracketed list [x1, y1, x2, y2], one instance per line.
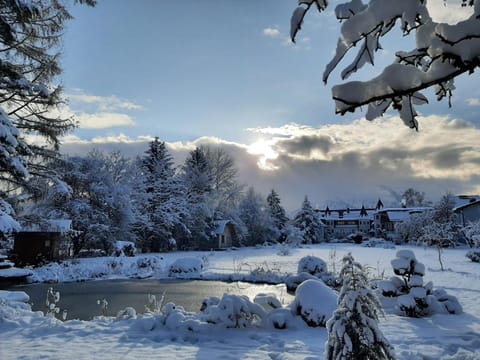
[247, 139, 279, 171]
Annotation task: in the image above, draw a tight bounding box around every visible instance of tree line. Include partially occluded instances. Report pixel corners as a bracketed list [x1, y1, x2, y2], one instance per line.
[15, 138, 325, 255]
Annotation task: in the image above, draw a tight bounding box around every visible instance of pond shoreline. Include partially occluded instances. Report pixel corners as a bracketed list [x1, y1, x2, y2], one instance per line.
[9, 278, 293, 321]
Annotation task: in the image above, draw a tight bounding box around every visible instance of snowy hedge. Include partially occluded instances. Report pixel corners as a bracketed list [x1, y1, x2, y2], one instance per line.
[168, 257, 204, 276]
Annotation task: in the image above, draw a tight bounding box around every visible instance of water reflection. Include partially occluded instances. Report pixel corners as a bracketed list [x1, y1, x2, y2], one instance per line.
[11, 279, 292, 320]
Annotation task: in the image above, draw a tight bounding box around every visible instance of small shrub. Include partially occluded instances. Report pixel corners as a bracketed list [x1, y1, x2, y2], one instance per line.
[201, 294, 266, 328]
[466, 250, 480, 263]
[168, 257, 203, 276]
[298, 255, 328, 276]
[45, 287, 67, 320]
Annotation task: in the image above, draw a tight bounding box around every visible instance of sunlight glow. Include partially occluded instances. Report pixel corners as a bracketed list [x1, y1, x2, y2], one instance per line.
[247, 139, 279, 171]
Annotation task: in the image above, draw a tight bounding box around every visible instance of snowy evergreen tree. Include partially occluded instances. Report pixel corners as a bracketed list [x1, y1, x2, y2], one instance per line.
[238, 187, 279, 246]
[292, 196, 323, 244]
[0, 0, 94, 200]
[134, 138, 185, 252]
[291, 1, 480, 130]
[266, 189, 289, 242]
[181, 147, 215, 249]
[326, 254, 396, 360]
[379, 250, 462, 316]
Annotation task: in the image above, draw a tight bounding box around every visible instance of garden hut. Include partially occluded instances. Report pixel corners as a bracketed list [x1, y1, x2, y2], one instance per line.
[212, 220, 235, 249]
[13, 219, 73, 266]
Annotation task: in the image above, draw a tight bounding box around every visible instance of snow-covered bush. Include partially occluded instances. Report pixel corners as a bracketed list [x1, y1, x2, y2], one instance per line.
[168, 257, 204, 276]
[291, 279, 337, 327]
[466, 250, 480, 263]
[262, 308, 306, 330]
[298, 255, 328, 275]
[326, 254, 395, 360]
[295, 255, 337, 288]
[136, 256, 160, 270]
[113, 241, 136, 257]
[362, 237, 395, 249]
[462, 221, 480, 248]
[116, 307, 137, 320]
[379, 250, 462, 317]
[253, 293, 282, 311]
[285, 272, 319, 293]
[201, 294, 266, 328]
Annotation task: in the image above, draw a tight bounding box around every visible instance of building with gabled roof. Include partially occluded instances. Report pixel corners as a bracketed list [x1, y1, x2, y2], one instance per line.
[212, 220, 235, 249]
[454, 198, 480, 227]
[317, 204, 378, 240]
[373, 207, 431, 240]
[13, 219, 73, 266]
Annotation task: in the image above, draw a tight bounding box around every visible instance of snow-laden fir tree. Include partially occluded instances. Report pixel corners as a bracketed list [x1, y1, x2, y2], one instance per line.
[292, 196, 323, 244]
[266, 189, 289, 242]
[0, 0, 94, 204]
[326, 254, 396, 360]
[181, 147, 215, 249]
[134, 138, 186, 252]
[291, 0, 480, 130]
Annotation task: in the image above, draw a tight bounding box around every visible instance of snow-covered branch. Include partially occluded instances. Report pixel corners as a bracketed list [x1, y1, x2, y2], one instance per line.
[291, 0, 480, 128]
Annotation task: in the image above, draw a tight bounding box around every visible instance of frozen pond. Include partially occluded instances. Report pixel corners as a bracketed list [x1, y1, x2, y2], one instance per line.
[10, 279, 292, 320]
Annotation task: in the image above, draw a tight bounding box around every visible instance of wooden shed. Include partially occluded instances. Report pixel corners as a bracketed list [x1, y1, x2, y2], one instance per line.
[13, 220, 73, 266]
[212, 220, 235, 249]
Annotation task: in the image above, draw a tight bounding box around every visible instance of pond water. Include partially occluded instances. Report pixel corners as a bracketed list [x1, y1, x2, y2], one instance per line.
[10, 279, 292, 320]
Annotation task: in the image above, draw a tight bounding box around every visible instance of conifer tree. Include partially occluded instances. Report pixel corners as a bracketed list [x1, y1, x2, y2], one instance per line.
[292, 196, 323, 244]
[266, 189, 289, 242]
[0, 0, 95, 199]
[326, 254, 396, 360]
[135, 138, 185, 252]
[181, 147, 215, 249]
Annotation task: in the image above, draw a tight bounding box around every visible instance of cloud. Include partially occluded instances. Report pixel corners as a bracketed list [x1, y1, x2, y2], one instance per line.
[262, 27, 280, 38]
[261, 26, 311, 50]
[45, 90, 143, 130]
[466, 98, 480, 106]
[59, 115, 480, 211]
[67, 92, 144, 111]
[76, 113, 137, 129]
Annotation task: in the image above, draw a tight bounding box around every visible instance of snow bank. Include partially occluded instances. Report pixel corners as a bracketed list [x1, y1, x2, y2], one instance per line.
[0, 290, 29, 303]
[291, 279, 338, 327]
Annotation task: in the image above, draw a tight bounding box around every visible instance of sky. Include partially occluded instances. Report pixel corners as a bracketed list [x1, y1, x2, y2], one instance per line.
[56, 0, 480, 211]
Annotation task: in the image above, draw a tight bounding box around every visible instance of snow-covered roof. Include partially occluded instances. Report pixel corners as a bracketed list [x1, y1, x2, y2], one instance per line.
[213, 220, 232, 235]
[453, 198, 480, 212]
[318, 208, 374, 221]
[386, 211, 411, 222]
[377, 208, 431, 222]
[21, 219, 72, 233]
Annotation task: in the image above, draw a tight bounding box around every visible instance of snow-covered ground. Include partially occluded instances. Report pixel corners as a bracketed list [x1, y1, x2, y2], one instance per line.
[1, 243, 479, 359]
